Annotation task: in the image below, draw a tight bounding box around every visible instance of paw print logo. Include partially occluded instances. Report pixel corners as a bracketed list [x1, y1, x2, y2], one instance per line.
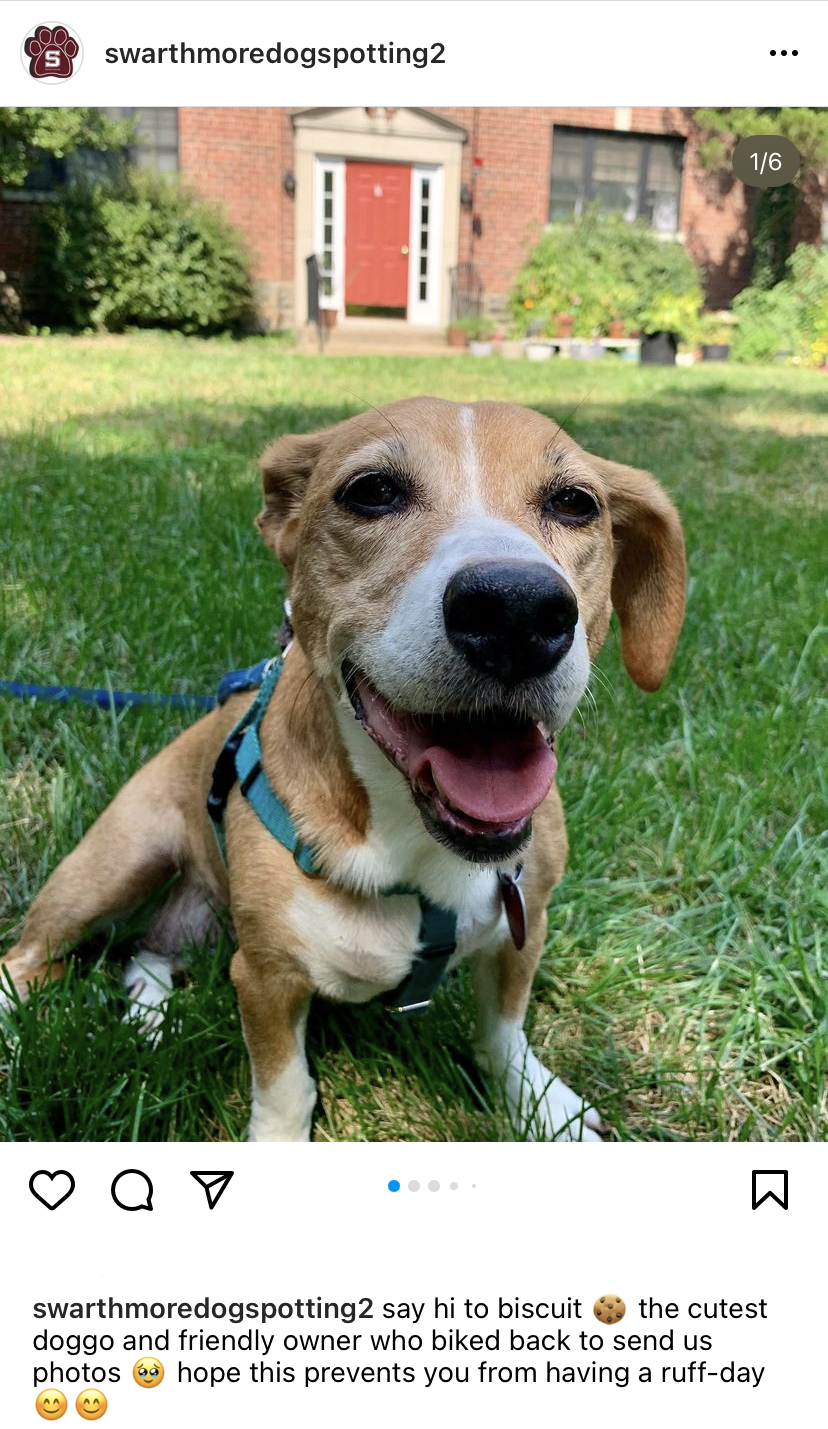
[21, 23, 83, 83]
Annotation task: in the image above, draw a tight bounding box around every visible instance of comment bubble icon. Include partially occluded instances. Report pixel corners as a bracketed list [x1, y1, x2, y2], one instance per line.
[111, 1168, 154, 1211]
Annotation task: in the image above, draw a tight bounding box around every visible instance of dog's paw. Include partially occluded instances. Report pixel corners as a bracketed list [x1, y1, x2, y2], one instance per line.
[123, 951, 173, 1040]
[514, 1067, 603, 1143]
[477, 1030, 602, 1142]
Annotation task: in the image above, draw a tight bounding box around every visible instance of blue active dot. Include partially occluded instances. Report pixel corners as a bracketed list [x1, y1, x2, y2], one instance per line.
[388, 1179, 400, 1192]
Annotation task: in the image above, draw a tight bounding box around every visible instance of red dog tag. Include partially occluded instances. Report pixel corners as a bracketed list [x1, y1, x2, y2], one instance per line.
[499, 872, 527, 950]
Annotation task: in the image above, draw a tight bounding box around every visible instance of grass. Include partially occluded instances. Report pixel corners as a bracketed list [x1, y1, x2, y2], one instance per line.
[0, 333, 825, 1142]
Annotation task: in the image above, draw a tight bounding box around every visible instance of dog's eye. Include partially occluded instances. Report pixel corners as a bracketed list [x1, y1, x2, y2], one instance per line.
[336, 471, 408, 518]
[543, 485, 599, 525]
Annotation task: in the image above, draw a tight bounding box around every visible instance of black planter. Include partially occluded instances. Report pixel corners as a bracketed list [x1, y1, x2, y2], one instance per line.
[701, 343, 730, 362]
[640, 330, 677, 365]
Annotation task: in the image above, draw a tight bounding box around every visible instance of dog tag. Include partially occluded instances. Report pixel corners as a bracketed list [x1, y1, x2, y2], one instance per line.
[499, 872, 527, 950]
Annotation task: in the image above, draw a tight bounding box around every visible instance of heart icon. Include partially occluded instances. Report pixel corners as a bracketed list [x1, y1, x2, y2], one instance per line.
[29, 1169, 75, 1210]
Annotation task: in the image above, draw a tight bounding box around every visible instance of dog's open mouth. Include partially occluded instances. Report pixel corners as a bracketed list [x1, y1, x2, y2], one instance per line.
[344, 664, 557, 859]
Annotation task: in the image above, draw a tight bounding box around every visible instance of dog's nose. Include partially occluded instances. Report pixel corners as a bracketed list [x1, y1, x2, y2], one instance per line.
[443, 560, 578, 684]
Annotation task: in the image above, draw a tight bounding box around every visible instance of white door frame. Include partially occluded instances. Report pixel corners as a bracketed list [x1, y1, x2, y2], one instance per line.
[312, 156, 345, 313]
[293, 109, 466, 327]
[407, 163, 444, 326]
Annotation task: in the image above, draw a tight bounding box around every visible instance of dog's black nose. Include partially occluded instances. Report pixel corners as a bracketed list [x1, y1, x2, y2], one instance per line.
[443, 560, 578, 684]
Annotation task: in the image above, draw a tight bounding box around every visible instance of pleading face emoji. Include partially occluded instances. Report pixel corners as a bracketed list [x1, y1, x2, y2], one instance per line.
[133, 1356, 164, 1388]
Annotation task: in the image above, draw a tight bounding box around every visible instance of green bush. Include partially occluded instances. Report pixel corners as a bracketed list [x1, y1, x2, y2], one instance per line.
[731, 243, 828, 365]
[33, 171, 254, 334]
[510, 208, 702, 337]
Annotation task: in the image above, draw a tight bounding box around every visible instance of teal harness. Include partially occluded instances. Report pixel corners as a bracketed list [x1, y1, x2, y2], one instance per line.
[207, 656, 461, 1016]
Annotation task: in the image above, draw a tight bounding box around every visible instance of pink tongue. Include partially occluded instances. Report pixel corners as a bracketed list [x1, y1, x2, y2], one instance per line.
[410, 722, 557, 825]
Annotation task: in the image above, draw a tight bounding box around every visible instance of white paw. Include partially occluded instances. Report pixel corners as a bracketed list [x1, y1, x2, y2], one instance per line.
[509, 1064, 603, 1143]
[123, 950, 173, 1039]
[476, 1022, 602, 1142]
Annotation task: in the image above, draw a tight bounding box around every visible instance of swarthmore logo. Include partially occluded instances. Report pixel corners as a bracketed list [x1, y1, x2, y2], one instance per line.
[22, 22, 83, 82]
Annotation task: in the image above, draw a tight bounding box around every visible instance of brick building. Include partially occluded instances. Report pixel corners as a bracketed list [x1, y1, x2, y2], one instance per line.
[3, 106, 823, 330]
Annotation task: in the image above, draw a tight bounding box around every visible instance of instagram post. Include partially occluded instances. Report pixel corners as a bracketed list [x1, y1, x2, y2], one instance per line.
[0, 1, 824, 1424]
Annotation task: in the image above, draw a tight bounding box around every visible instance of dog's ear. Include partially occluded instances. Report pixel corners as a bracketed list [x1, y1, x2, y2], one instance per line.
[256, 431, 327, 570]
[590, 455, 687, 691]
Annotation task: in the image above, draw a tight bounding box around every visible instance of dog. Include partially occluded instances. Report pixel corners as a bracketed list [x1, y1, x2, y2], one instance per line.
[1, 398, 685, 1141]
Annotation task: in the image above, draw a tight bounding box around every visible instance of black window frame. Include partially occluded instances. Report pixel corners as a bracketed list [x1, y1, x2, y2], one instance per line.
[549, 124, 685, 232]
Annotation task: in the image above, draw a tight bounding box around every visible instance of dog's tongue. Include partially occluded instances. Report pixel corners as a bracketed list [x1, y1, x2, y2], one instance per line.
[409, 719, 557, 825]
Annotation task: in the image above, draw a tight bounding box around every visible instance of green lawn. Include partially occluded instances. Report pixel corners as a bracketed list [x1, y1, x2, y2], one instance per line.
[1, 334, 825, 1142]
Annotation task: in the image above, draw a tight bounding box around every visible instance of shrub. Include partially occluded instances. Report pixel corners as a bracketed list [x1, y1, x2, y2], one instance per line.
[510, 208, 702, 337]
[731, 243, 828, 364]
[33, 171, 254, 334]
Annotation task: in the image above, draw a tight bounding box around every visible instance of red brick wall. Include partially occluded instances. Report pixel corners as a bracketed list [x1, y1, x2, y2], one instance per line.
[175, 106, 758, 314]
[433, 107, 754, 308]
[178, 107, 295, 324]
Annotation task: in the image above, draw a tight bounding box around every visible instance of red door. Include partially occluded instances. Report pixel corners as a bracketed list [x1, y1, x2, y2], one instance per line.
[345, 162, 411, 311]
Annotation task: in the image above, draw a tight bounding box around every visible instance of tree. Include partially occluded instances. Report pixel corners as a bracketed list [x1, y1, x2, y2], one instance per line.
[0, 107, 132, 188]
[691, 108, 828, 289]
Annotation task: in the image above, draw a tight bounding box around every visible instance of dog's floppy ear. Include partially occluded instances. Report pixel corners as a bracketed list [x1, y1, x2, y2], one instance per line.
[590, 455, 687, 691]
[256, 431, 327, 570]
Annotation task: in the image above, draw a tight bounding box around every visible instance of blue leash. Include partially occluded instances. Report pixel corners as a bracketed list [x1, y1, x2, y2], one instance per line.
[0, 679, 216, 712]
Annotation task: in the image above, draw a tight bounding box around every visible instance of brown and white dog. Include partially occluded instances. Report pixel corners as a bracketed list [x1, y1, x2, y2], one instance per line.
[1, 398, 685, 1142]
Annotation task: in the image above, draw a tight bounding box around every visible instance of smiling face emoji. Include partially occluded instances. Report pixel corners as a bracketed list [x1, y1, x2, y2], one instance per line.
[75, 1389, 107, 1420]
[35, 1390, 67, 1420]
[133, 1356, 164, 1388]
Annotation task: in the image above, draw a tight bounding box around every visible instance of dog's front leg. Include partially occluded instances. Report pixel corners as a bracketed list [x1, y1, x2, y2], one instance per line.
[230, 947, 317, 1142]
[471, 916, 602, 1142]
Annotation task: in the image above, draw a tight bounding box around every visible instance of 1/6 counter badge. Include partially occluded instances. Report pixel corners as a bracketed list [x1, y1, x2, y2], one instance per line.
[21, 24, 83, 83]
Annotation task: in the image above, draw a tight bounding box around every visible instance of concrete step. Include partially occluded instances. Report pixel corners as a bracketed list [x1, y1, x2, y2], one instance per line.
[297, 318, 454, 357]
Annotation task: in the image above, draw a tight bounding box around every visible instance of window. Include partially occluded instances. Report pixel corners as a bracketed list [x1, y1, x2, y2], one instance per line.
[550, 126, 684, 233]
[104, 108, 179, 173]
[16, 108, 178, 194]
[320, 167, 336, 298]
[418, 176, 431, 302]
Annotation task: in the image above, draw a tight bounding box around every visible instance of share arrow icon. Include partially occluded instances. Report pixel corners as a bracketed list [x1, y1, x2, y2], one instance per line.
[190, 1170, 234, 1210]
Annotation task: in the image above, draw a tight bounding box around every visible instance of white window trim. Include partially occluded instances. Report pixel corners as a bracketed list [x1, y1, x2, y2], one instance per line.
[313, 156, 345, 313]
[407, 164, 443, 326]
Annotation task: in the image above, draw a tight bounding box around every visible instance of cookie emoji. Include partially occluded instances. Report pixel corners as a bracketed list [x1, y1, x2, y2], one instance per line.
[594, 1294, 626, 1324]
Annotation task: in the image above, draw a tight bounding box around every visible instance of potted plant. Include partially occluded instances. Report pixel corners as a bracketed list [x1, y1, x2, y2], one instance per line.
[447, 322, 468, 348]
[699, 312, 734, 361]
[604, 282, 637, 340]
[320, 307, 338, 330]
[524, 318, 553, 361]
[638, 289, 703, 366]
[458, 314, 497, 356]
[555, 310, 575, 338]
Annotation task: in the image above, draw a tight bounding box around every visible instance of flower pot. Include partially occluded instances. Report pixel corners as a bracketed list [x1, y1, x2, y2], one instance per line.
[640, 330, 677, 366]
[701, 343, 730, 362]
[570, 340, 604, 361]
[675, 352, 696, 367]
[525, 342, 552, 362]
[607, 320, 626, 339]
[447, 325, 468, 348]
[555, 313, 575, 338]
[500, 339, 523, 360]
[320, 308, 337, 329]
[469, 340, 494, 357]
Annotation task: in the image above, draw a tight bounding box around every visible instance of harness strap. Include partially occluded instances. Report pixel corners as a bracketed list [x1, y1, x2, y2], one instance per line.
[207, 655, 461, 1016]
